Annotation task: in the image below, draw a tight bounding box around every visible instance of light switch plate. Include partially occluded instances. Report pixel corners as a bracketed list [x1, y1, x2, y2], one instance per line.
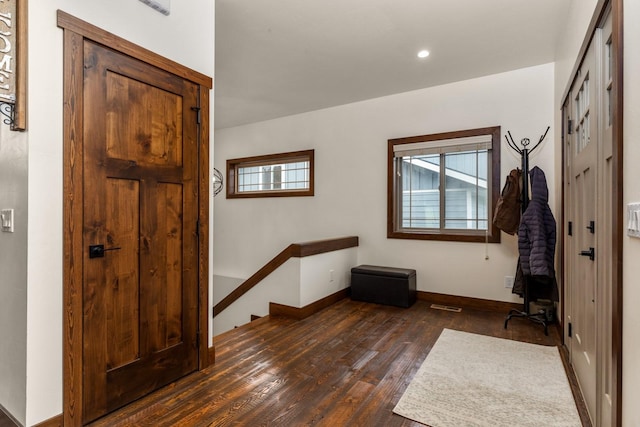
[1, 209, 14, 233]
[627, 203, 640, 238]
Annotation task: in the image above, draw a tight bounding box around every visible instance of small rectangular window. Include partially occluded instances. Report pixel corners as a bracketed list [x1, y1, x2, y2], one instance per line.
[227, 150, 314, 198]
[388, 127, 500, 243]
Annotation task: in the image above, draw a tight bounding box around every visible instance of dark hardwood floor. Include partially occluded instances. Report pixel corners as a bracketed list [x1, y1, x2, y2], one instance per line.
[0, 410, 18, 427]
[89, 298, 590, 426]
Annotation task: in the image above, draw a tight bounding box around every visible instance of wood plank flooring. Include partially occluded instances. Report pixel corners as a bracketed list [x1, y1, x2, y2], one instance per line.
[0, 412, 17, 427]
[88, 299, 590, 426]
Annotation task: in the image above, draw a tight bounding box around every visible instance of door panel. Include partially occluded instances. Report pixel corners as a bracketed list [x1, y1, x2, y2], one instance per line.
[596, 11, 614, 426]
[150, 182, 184, 351]
[82, 40, 199, 423]
[569, 39, 597, 423]
[106, 72, 184, 166]
[572, 163, 596, 417]
[105, 178, 140, 370]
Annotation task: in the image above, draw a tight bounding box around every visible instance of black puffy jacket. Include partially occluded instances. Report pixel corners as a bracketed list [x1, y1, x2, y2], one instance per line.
[518, 167, 556, 277]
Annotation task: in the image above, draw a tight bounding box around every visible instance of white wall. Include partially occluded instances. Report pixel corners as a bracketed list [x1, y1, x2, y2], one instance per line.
[552, 0, 599, 221]
[214, 63, 556, 304]
[299, 248, 356, 306]
[622, 1, 640, 424]
[553, 0, 599, 108]
[26, 1, 214, 425]
[0, 125, 28, 425]
[213, 261, 300, 335]
[212, 247, 356, 336]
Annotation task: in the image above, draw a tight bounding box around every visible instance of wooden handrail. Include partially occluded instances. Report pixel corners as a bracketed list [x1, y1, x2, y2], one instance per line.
[213, 236, 358, 317]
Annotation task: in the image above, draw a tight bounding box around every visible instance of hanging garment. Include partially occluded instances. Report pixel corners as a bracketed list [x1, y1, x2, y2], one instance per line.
[517, 166, 558, 301]
[512, 257, 558, 301]
[512, 258, 525, 296]
[493, 168, 522, 235]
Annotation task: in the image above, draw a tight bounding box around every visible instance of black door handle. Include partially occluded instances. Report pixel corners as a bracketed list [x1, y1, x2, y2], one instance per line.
[89, 244, 122, 259]
[579, 247, 595, 261]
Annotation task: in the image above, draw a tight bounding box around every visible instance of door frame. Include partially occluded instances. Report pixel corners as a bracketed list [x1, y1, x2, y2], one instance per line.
[58, 11, 212, 426]
[560, 1, 623, 426]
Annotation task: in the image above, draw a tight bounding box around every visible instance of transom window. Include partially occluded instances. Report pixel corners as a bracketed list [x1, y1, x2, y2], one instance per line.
[226, 150, 314, 198]
[388, 127, 501, 243]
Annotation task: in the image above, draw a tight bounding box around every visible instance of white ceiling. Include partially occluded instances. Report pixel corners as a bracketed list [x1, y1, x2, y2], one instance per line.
[214, 0, 571, 129]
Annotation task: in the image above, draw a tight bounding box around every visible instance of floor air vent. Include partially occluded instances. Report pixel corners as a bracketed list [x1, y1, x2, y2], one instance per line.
[430, 304, 462, 313]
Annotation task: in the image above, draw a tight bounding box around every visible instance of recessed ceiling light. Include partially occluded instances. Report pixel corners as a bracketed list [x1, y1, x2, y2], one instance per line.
[417, 50, 430, 59]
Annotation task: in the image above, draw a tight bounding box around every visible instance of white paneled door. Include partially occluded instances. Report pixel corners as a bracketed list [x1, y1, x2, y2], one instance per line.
[563, 8, 613, 427]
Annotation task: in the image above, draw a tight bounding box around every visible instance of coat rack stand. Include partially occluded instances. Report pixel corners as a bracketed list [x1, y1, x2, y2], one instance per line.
[504, 127, 550, 336]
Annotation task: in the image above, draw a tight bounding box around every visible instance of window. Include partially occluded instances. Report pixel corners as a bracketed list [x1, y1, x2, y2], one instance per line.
[226, 149, 314, 198]
[575, 74, 591, 153]
[605, 35, 613, 127]
[388, 127, 501, 243]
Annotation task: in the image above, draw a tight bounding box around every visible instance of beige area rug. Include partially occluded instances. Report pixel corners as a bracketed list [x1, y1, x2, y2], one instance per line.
[393, 329, 581, 427]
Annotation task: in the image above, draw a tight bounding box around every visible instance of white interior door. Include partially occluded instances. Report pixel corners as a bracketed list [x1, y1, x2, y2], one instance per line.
[596, 10, 614, 426]
[568, 37, 598, 423]
[563, 8, 614, 426]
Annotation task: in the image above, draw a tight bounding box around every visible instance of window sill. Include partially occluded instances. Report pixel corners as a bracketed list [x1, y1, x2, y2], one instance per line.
[387, 230, 501, 243]
[227, 189, 314, 199]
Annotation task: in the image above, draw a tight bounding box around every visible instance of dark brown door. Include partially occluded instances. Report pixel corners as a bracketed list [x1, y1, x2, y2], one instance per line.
[82, 40, 199, 423]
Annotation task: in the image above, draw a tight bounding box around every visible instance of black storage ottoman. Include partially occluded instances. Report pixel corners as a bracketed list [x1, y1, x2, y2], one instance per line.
[350, 265, 416, 308]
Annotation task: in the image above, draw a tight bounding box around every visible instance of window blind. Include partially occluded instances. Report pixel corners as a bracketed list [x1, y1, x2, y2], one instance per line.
[393, 134, 493, 157]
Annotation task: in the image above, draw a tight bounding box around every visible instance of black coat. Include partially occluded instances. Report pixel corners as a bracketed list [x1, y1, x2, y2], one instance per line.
[518, 166, 556, 278]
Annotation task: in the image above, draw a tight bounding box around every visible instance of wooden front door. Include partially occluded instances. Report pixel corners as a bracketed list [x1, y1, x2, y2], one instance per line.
[81, 40, 200, 423]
